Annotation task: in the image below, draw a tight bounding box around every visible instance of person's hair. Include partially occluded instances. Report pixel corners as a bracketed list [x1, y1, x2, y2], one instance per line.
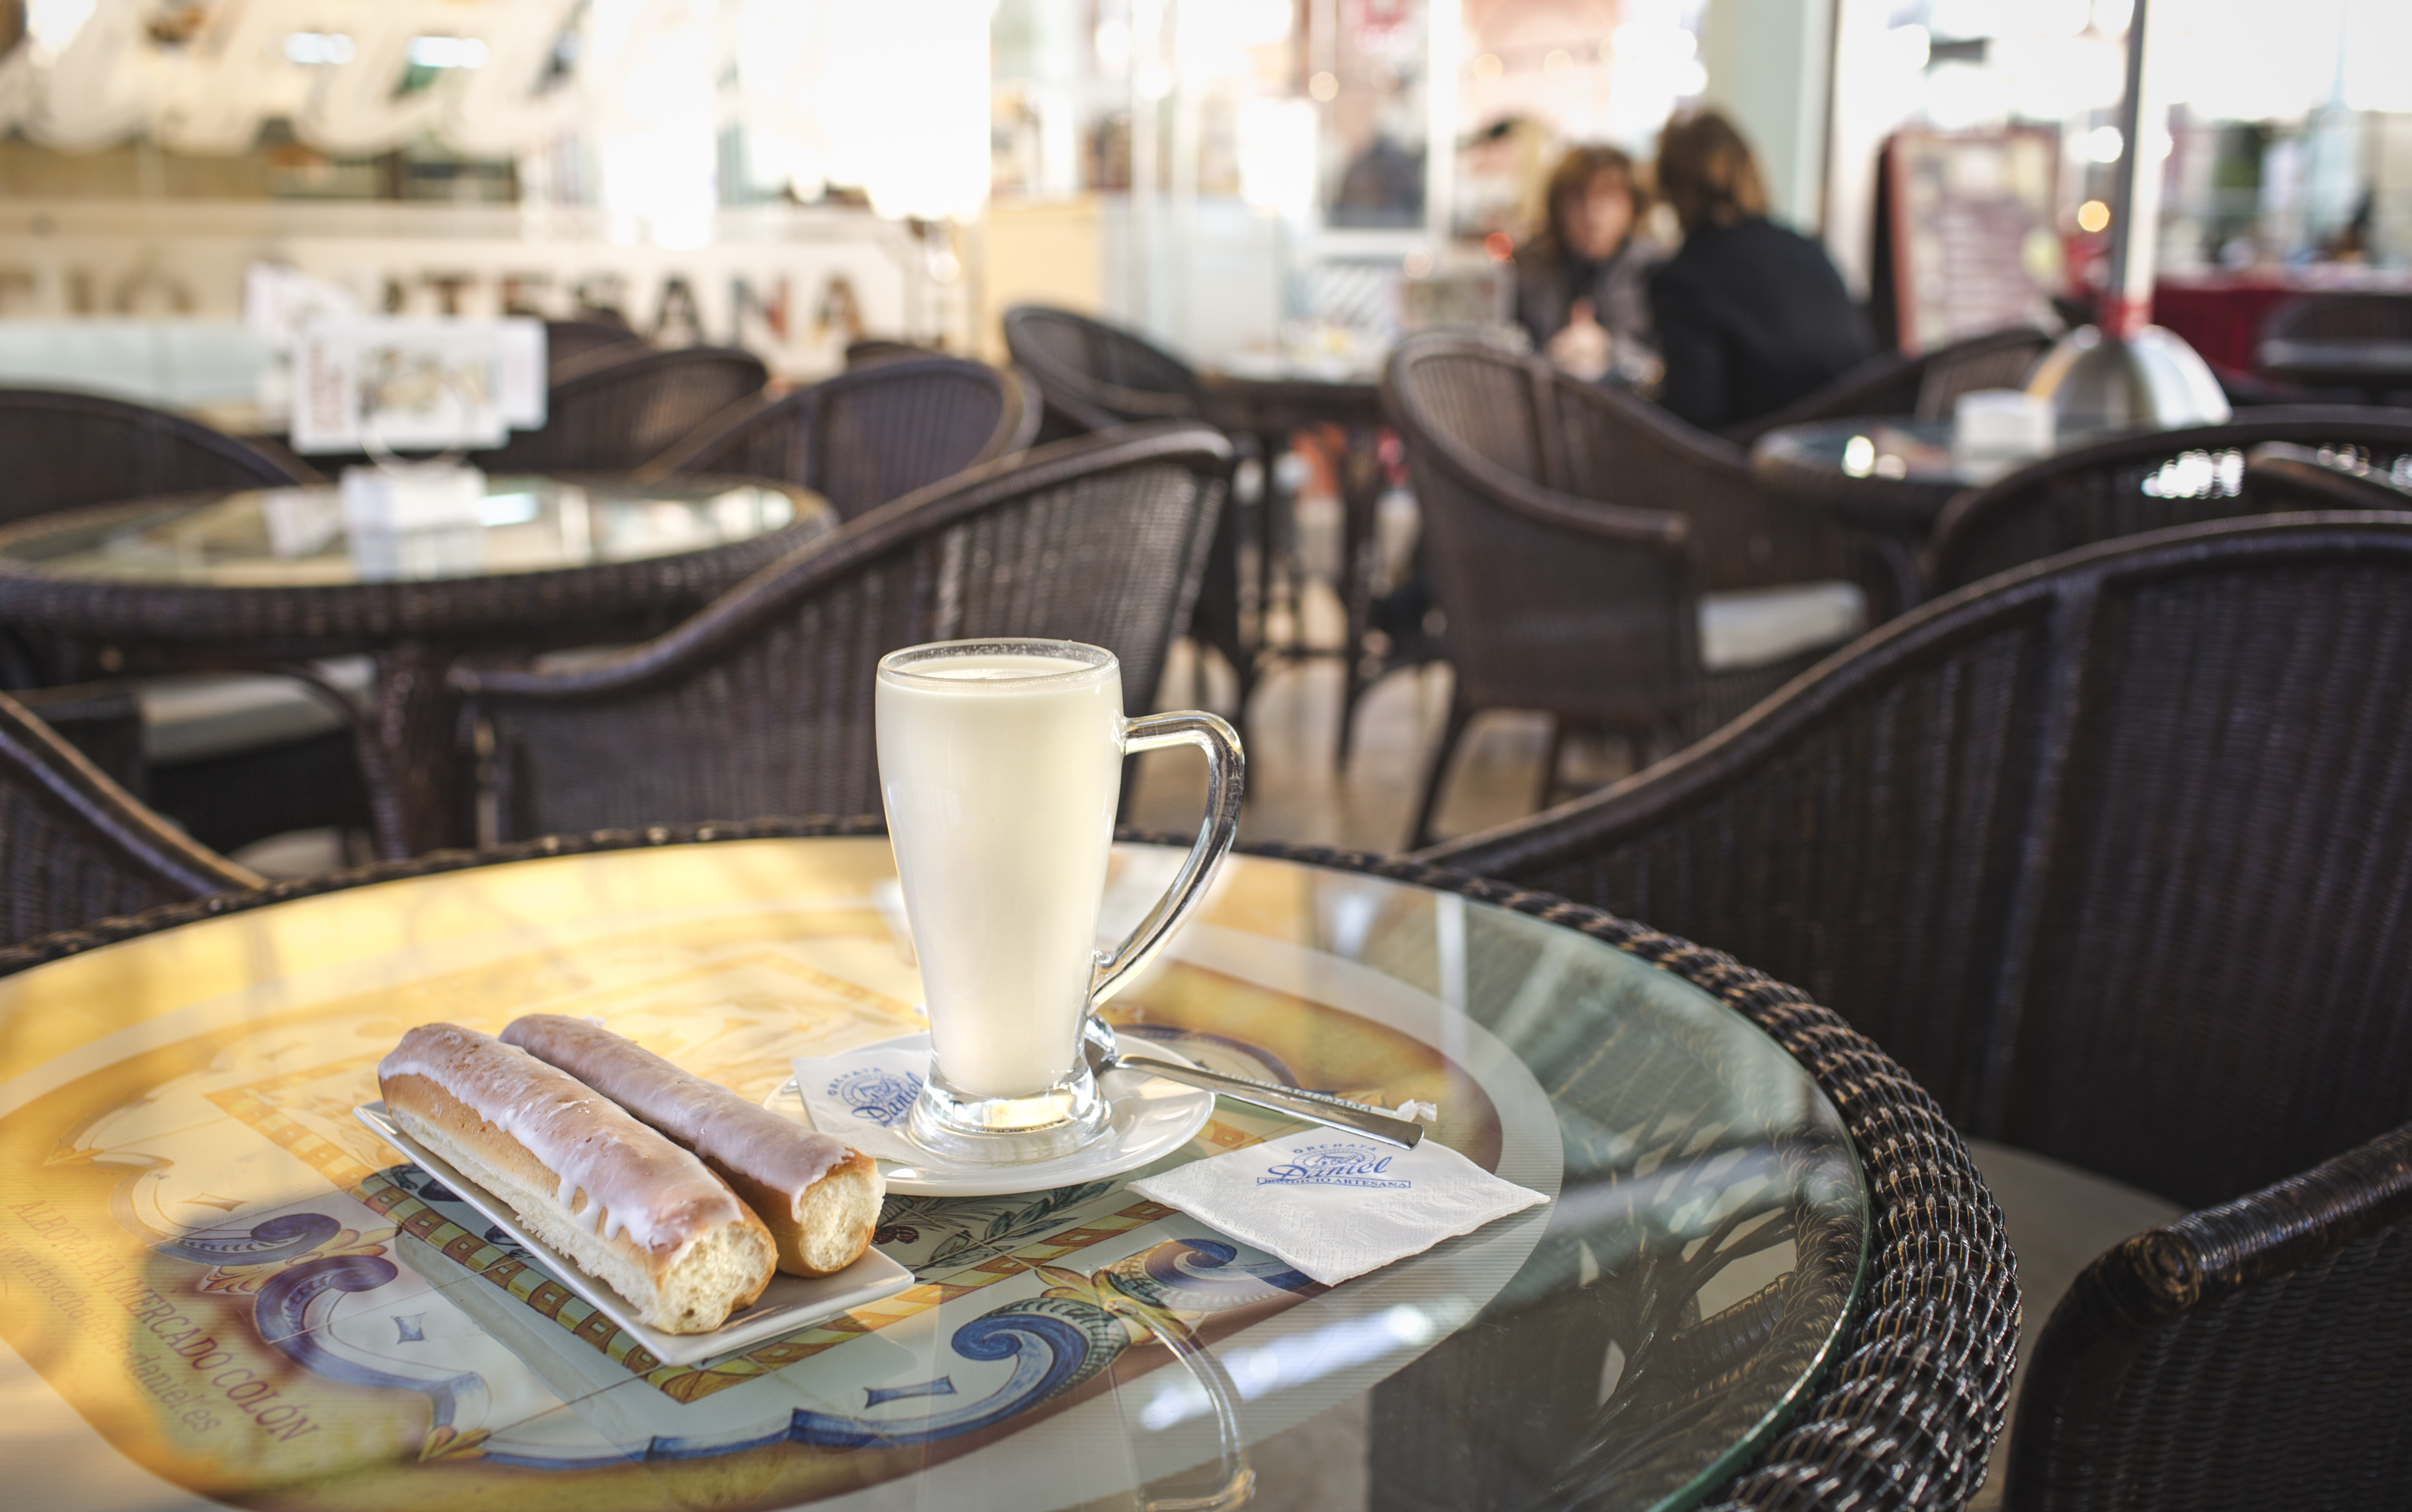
[1654, 109, 1767, 233]
[1540, 144, 1647, 252]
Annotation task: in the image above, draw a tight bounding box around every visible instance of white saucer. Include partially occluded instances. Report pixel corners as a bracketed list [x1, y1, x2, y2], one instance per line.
[766, 1032, 1216, 1198]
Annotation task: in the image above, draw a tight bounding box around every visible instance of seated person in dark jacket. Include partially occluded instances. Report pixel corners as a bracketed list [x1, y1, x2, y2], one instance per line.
[1649, 110, 1869, 431]
[1514, 145, 1662, 387]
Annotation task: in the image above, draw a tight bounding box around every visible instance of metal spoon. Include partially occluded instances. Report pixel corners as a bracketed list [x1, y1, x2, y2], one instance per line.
[1081, 1016, 1426, 1149]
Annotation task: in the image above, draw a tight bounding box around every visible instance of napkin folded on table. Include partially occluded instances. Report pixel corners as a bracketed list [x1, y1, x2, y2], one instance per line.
[790, 1047, 930, 1165]
[1130, 1126, 1549, 1286]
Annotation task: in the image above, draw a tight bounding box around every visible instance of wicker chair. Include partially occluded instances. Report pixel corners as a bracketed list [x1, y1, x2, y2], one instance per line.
[999, 306, 1261, 726]
[2258, 291, 2412, 344]
[0, 687, 263, 947]
[641, 356, 1039, 522]
[0, 387, 311, 529]
[544, 318, 648, 380]
[1928, 405, 2412, 593]
[1724, 326, 2056, 447]
[476, 347, 770, 473]
[1425, 513, 2412, 1509]
[1384, 340, 1868, 846]
[2243, 441, 2412, 511]
[454, 424, 1229, 841]
[1001, 305, 1204, 438]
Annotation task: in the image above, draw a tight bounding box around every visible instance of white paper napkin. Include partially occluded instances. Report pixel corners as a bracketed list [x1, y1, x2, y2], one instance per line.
[1129, 1127, 1549, 1286]
[790, 1047, 930, 1165]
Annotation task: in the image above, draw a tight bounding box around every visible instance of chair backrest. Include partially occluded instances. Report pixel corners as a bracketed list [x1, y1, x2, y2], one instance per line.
[0, 688, 263, 947]
[645, 357, 1038, 521]
[459, 424, 1230, 840]
[0, 387, 310, 527]
[1929, 406, 2412, 592]
[2260, 291, 2412, 344]
[479, 347, 770, 472]
[1382, 340, 1696, 734]
[2244, 443, 2412, 512]
[1912, 327, 2057, 419]
[1390, 338, 1838, 594]
[1000, 305, 1201, 435]
[1722, 326, 2053, 446]
[1430, 512, 2412, 1210]
[543, 318, 648, 380]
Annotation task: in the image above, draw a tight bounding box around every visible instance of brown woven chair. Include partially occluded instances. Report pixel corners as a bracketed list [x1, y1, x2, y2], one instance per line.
[1425, 512, 2412, 1509]
[1724, 325, 2055, 447]
[642, 356, 1038, 522]
[0, 687, 262, 947]
[999, 306, 1263, 728]
[2259, 291, 2412, 344]
[1001, 305, 1204, 438]
[1389, 344, 1833, 598]
[477, 346, 769, 473]
[0, 386, 311, 528]
[454, 424, 1229, 841]
[1929, 405, 2412, 592]
[1383, 340, 1697, 847]
[543, 318, 648, 380]
[1384, 339, 1870, 846]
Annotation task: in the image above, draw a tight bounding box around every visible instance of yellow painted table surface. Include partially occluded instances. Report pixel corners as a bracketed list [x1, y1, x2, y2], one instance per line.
[0, 839, 1863, 1512]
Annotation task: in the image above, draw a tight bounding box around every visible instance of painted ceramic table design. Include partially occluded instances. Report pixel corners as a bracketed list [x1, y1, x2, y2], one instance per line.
[0, 841, 1865, 1512]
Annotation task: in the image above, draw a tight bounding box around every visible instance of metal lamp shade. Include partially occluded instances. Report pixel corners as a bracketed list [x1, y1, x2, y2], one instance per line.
[2026, 324, 2232, 433]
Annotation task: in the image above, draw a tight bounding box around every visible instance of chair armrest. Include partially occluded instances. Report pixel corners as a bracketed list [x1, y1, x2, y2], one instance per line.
[2061, 1121, 2412, 1327]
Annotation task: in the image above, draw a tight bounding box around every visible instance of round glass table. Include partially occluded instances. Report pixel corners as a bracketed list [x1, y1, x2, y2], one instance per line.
[0, 473, 837, 856]
[0, 840, 1864, 1512]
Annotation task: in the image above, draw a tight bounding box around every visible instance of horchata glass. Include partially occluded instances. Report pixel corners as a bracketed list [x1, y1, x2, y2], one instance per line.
[875, 638, 1242, 1163]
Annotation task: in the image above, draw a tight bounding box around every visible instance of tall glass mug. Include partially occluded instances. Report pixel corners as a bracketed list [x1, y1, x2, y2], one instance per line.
[875, 639, 1244, 1163]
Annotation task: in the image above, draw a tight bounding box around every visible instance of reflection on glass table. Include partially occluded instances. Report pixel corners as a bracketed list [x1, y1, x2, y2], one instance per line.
[0, 470, 833, 856]
[7, 472, 801, 587]
[0, 840, 1866, 1512]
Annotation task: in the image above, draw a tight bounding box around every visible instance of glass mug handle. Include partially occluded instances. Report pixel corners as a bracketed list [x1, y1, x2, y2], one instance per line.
[1091, 711, 1245, 1006]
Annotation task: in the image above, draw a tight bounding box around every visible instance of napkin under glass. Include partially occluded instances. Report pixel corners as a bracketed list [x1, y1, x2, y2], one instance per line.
[1129, 1126, 1549, 1286]
[789, 1046, 930, 1165]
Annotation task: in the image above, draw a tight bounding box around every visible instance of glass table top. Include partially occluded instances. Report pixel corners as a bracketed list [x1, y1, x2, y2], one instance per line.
[0, 471, 814, 587]
[0, 841, 1864, 1512]
[1754, 415, 2134, 492]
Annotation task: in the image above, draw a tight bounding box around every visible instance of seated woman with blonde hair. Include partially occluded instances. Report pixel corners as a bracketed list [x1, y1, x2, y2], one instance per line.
[1649, 109, 1868, 431]
[1514, 144, 1662, 387]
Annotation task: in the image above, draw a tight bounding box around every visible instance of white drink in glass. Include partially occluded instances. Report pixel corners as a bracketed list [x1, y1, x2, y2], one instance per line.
[877, 647, 1124, 1100]
[875, 638, 1244, 1165]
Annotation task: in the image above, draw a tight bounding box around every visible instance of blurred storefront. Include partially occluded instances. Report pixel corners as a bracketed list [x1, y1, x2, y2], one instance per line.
[0, 0, 2406, 391]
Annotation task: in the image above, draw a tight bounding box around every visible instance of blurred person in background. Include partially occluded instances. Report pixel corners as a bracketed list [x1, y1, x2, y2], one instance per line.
[1650, 110, 1868, 431]
[1515, 145, 1663, 388]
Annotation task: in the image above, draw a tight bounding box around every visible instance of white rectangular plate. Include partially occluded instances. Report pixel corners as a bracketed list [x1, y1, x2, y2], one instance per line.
[354, 1101, 914, 1366]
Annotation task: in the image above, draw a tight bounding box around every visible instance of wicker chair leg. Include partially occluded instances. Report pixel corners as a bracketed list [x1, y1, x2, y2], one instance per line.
[1408, 698, 1477, 851]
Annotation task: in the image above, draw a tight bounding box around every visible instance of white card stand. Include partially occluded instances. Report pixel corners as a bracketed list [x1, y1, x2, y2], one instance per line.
[1952, 388, 2056, 484]
[341, 463, 491, 581]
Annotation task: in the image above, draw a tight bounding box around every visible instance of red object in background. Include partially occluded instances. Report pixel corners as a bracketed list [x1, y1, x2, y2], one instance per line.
[2150, 277, 2297, 374]
[1484, 232, 1514, 262]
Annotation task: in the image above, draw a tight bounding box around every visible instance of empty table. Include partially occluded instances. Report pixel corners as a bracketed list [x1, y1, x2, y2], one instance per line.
[0, 472, 835, 856]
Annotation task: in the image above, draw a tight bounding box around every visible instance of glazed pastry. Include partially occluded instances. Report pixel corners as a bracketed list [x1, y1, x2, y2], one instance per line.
[501, 1014, 884, 1277]
[378, 1022, 776, 1333]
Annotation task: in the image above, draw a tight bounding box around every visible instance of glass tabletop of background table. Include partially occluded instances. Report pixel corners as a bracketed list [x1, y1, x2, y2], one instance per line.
[0, 840, 1865, 1512]
[0, 472, 812, 588]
